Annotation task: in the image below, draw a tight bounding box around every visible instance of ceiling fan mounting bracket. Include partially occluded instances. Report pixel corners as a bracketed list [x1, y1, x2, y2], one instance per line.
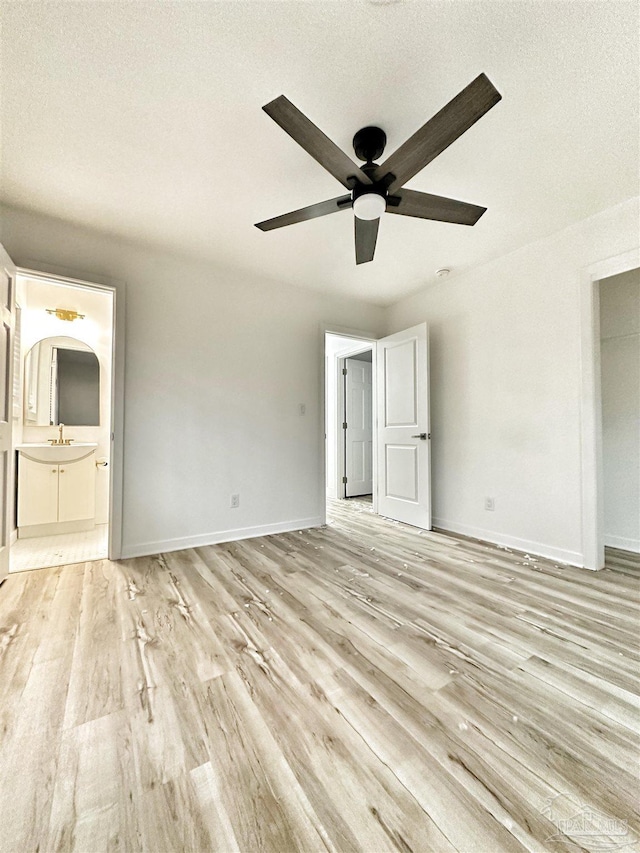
[351, 180, 387, 203]
[353, 126, 387, 163]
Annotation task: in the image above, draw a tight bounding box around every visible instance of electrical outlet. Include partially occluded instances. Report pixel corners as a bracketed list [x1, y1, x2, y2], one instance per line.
[231, 494, 240, 508]
[485, 497, 495, 511]
[299, 403, 306, 416]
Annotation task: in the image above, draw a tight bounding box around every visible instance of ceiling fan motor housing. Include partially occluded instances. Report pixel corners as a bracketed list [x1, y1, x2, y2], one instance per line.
[353, 126, 387, 163]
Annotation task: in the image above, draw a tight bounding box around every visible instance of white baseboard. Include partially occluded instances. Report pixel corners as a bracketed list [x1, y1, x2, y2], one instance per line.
[122, 516, 324, 560]
[432, 516, 584, 567]
[604, 534, 640, 553]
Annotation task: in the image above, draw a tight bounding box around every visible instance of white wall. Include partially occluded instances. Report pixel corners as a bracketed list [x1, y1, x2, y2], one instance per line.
[2, 197, 637, 566]
[386, 197, 640, 566]
[1, 205, 385, 557]
[17, 277, 113, 524]
[599, 268, 640, 552]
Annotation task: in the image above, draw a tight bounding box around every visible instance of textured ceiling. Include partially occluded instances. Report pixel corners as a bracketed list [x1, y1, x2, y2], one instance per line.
[1, 1, 638, 305]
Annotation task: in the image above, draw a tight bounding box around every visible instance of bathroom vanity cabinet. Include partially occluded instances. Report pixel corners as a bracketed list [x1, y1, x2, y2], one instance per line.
[16, 444, 97, 537]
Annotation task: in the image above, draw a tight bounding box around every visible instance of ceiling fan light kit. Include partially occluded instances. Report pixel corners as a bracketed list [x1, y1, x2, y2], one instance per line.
[256, 73, 501, 264]
[353, 192, 386, 221]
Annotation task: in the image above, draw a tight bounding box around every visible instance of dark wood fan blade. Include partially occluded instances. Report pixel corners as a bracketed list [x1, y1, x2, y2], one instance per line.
[372, 74, 501, 192]
[263, 96, 372, 189]
[386, 189, 486, 225]
[354, 217, 379, 265]
[255, 195, 352, 231]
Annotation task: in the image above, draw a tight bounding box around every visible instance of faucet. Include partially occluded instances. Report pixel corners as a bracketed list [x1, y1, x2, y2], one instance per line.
[48, 424, 74, 446]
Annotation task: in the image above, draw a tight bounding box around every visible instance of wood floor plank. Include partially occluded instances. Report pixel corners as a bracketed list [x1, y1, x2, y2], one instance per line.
[0, 498, 638, 852]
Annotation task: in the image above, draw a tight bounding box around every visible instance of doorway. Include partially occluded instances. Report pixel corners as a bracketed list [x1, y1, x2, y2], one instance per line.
[325, 333, 374, 505]
[324, 325, 432, 531]
[343, 350, 374, 498]
[10, 272, 115, 572]
[598, 268, 639, 557]
[580, 247, 639, 569]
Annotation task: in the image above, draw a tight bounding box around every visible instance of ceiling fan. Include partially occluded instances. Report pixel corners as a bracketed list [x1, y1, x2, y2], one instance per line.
[255, 73, 501, 264]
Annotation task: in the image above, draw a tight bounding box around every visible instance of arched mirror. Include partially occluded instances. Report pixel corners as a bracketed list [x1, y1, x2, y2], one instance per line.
[24, 336, 100, 426]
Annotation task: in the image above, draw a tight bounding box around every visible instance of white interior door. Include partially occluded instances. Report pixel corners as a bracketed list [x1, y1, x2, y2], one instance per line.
[345, 357, 373, 497]
[376, 322, 431, 528]
[0, 244, 17, 583]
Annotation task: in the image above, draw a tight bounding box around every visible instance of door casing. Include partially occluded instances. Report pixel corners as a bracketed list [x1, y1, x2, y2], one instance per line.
[579, 248, 640, 569]
[0, 245, 17, 584]
[337, 346, 375, 499]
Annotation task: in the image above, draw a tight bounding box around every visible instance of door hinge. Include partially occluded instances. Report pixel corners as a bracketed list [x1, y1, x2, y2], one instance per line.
[342, 368, 347, 375]
[342, 422, 347, 430]
[342, 476, 348, 484]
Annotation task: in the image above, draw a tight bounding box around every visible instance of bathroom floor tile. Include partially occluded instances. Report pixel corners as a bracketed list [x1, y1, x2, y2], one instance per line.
[9, 525, 109, 572]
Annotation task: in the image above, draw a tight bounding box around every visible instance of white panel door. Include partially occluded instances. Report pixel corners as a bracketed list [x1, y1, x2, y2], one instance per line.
[0, 245, 16, 583]
[376, 323, 431, 528]
[345, 357, 373, 497]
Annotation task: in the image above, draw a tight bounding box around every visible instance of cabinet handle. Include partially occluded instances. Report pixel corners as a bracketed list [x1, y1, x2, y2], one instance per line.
[60, 469, 65, 473]
[52, 468, 56, 473]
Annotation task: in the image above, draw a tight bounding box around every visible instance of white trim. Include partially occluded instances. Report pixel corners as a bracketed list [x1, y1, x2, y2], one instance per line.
[15, 265, 116, 293]
[579, 248, 639, 570]
[18, 518, 95, 539]
[109, 279, 125, 560]
[16, 266, 125, 560]
[336, 354, 347, 500]
[122, 516, 324, 559]
[433, 516, 584, 568]
[604, 535, 640, 553]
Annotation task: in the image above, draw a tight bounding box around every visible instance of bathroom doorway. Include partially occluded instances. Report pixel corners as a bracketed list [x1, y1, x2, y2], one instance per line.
[9, 272, 116, 572]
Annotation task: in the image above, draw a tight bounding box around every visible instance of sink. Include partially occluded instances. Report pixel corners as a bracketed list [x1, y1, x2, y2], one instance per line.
[16, 442, 98, 463]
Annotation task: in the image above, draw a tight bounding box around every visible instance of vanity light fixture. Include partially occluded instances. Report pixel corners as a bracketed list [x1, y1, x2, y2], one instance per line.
[45, 308, 86, 322]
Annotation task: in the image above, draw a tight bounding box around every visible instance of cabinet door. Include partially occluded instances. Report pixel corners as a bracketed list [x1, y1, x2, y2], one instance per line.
[58, 454, 95, 522]
[18, 456, 59, 527]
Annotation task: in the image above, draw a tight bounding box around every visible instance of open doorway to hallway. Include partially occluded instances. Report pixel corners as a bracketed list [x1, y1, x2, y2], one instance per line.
[324, 324, 432, 532]
[325, 333, 374, 509]
[10, 272, 114, 572]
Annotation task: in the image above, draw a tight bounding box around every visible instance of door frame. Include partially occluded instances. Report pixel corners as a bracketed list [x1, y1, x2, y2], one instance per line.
[17, 267, 125, 561]
[337, 344, 375, 500]
[579, 247, 639, 570]
[321, 325, 378, 526]
[0, 246, 17, 583]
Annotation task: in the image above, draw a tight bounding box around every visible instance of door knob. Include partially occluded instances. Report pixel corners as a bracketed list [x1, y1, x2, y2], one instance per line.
[411, 433, 429, 440]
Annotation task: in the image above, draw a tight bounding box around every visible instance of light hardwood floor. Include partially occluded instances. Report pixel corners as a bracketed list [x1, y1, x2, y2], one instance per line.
[0, 499, 638, 853]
